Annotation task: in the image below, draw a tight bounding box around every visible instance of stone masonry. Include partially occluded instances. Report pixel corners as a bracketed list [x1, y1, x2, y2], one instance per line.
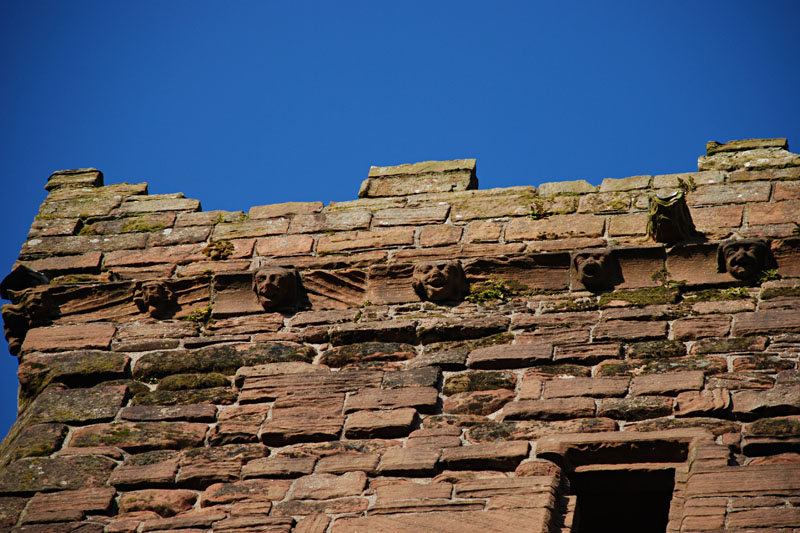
[0, 139, 799, 531]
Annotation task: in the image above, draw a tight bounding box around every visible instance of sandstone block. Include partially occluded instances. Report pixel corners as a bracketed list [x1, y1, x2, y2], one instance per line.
[290, 211, 371, 233]
[608, 212, 648, 236]
[732, 310, 800, 336]
[318, 227, 414, 253]
[419, 224, 463, 247]
[553, 343, 621, 363]
[597, 396, 673, 421]
[316, 453, 380, 474]
[71, 422, 208, 452]
[201, 479, 292, 506]
[500, 398, 595, 421]
[291, 472, 366, 500]
[687, 182, 771, 206]
[118, 195, 200, 214]
[24, 486, 116, 523]
[690, 204, 743, 233]
[119, 489, 196, 517]
[732, 386, 800, 419]
[45, 168, 104, 190]
[467, 343, 552, 369]
[344, 387, 439, 413]
[749, 199, 800, 226]
[134, 342, 314, 381]
[630, 371, 704, 396]
[250, 201, 323, 219]
[675, 389, 731, 417]
[344, 408, 417, 439]
[443, 389, 515, 415]
[542, 377, 630, 399]
[330, 320, 417, 345]
[21, 322, 116, 354]
[243, 456, 316, 480]
[21, 251, 103, 275]
[331, 509, 550, 533]
[104, 243, 207, 267]
[706, 138, 788, 155]
[303, 269, 367, 310]
[373, 205, 450, 226]
[28, 385, 127, 424]
[505, 214, 604, 240]
[673, 315, 731, 340]
[599, 175, 651, 192]
[0, 455, 117, 493]
[594, 320, 667, 340]
[213, 218, 289, 240]
[255, 234, 314, 257]
[440, 441, 529, 470]
[360, 159, 477, 198]
[377, 447, 441, 475]
[148, 226, 210, 246]
[538, 180, 595, 196]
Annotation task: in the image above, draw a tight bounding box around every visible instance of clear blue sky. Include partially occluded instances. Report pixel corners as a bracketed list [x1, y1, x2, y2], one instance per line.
[1, 1, 799, 439]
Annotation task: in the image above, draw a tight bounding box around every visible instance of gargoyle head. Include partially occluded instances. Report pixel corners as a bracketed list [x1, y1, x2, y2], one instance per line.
[573, 250, 616, 291]
[412, 260, 466, 302]
[717, 239, 770, 281]
[134, 281, 175, 318]
[252, 267, 298, 310]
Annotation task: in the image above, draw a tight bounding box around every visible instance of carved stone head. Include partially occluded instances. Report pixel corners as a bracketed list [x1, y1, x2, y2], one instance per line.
[573, 250, 615, 291]
[2, 303, 28, 356]
[412, 260, 466, 302]
[134, 281, 175, 318]
[252, 267, 298, 310]
[718, 239, 770, 280]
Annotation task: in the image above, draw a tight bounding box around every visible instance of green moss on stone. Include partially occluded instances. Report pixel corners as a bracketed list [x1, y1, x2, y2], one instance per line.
[132, 388, 237, 406]
[599, 286, 680, 307]
[684, 287, 750, 301]
[202, 240, 234, 260]
[465, 277, 529, 303]
[443, 371, 516, 395]
[627, 339, 686, 359]
[182, 305, 213, 323]
[748, 417, 800, 437]
[761, 286, 800, 300]
[157, 372, 230, 391]
[120, 219, 167, 233]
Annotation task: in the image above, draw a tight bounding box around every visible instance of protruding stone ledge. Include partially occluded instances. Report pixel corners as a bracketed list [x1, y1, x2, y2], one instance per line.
[45, 168, 104, 191]
[706, 138, 788, 156]
[359, 159, 477, 198]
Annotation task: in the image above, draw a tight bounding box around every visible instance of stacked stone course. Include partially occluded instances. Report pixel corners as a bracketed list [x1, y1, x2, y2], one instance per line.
[0, 138, 799, 531]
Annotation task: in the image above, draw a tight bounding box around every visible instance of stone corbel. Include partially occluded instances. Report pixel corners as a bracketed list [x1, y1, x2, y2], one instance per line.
[646, 192, 700, 244]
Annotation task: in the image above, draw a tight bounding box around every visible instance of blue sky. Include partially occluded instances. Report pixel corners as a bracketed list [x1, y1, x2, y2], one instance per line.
[1, 1, 799, 439]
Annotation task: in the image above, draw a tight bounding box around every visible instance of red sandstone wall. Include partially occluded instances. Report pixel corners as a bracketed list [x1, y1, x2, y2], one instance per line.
[0, 138, 798, 532]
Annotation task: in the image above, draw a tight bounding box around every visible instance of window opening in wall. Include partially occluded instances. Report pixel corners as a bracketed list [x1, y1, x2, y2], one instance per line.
[572, 469, 674, 533]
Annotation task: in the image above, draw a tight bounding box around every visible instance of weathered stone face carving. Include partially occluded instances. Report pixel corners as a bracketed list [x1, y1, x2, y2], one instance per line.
[2, 303, 28, 356]
[647, 192, 700, 244]
[252, 267, 298, 310]
[1, 290, 58, 356]
[134, 281, 175, 318]
[573, 250, 615, 290]
[718, 239, 770, 280]
[412, 260, 466, 302]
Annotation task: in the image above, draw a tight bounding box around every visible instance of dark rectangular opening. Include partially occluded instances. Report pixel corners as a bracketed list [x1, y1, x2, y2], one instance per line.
[573, 469, 674, 533]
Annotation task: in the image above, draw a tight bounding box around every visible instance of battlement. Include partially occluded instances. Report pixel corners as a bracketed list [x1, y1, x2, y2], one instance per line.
[0, 138, 798, 531]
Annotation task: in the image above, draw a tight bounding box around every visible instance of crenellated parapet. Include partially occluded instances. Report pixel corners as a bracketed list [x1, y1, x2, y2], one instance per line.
[0, 138, 798, 531]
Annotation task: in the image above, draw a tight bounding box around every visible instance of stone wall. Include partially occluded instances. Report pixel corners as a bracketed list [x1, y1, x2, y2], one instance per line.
[0, 138, 798, 532]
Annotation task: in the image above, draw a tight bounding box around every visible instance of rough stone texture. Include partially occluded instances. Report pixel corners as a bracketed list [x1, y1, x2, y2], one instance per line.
[360, 159, 477, 197]
[21, 323, 116, 354]
[3, 143, 800, 532]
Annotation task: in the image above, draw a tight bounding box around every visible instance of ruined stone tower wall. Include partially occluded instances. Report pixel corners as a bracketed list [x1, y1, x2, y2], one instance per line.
[0, 139, 798, 532]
